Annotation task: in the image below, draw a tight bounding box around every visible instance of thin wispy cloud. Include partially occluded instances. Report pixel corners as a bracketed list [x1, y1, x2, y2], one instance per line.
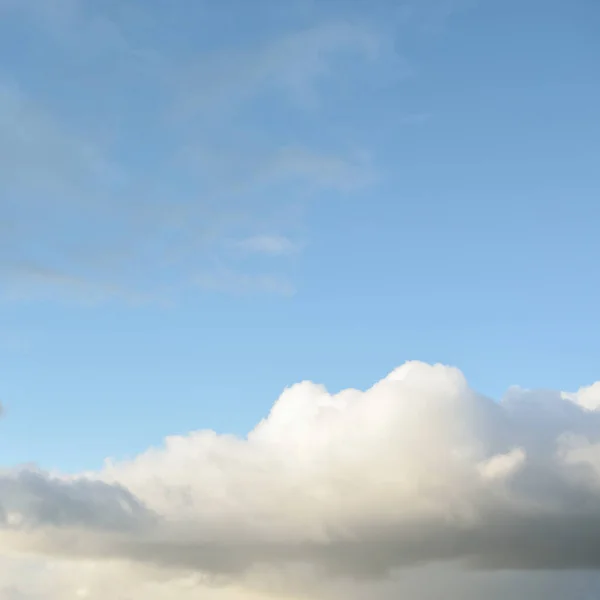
[194, 267, 296, 297]
[263, 146, 377, 192]
[0, 4, 391, 304]
[175, 20, 384, 118]
[0, 262, 155, 306]
[0, 82, 118, 198]
[233, 235, 300, 257]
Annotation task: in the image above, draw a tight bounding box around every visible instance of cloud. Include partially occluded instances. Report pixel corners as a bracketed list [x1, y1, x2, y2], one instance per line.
[233, 235, 300, 257]
[0, 469, 152, 531]
[176, 20, 382, 118]
[0, 82, 117, 199]
[563, 383, 600, 412]
[3, 361, 600, 599]
[0, 82, 140, 303]
[0, 0, 408, 305]
[0, 0, 79, 25]
[2, 559, 600, 600]
[0, 262, 150, 305]
[0, 0, 160, 73]
[0, 80, 308, 303]
[173, 19, 385, 198]
[263, 146, 377, 192]
[194, 267, 296, 296]
[183, 142, 375, 203]
[398, 0, 479, 34]
[0, 16, 381, 304]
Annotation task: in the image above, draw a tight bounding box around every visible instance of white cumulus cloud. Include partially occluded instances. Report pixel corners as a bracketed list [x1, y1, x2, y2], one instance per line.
[2, 361, 600, 598]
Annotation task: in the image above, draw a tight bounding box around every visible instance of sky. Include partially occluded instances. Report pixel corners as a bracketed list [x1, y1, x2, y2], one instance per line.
[0, 0, 599, 598]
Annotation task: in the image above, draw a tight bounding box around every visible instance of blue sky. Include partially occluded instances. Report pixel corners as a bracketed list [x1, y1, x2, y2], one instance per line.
[0, 0, 599, 474]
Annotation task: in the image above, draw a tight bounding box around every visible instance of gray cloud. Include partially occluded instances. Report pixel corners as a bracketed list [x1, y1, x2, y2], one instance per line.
[0, 469, 153, 532]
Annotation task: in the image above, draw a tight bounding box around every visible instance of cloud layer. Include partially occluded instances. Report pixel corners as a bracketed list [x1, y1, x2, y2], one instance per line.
[2, 361, 600, 598]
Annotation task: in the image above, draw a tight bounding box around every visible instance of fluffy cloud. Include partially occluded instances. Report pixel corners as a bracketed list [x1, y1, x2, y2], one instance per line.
[564, 382, 600, 412]
[2, 361, 600, 598]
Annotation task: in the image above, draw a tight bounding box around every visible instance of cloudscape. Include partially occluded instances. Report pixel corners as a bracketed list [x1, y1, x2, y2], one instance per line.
[1, 0, 599, 598]
[3, 362, 600, 598]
